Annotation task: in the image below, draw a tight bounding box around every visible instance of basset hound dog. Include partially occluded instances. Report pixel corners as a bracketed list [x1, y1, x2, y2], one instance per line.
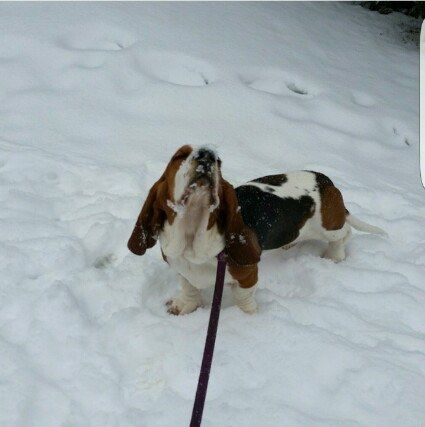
[128, 145, 385, 315]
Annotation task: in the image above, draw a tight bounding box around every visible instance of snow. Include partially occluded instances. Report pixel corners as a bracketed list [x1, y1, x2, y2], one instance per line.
[0, 2, 423, 426]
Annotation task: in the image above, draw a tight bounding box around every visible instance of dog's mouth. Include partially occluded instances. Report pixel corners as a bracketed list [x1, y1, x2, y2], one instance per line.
[190, 167, 214, 188]
[176, 169, 218, 210]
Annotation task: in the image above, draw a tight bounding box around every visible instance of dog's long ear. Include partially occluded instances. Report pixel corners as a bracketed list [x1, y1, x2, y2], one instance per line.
[128, 177, 167, 256]
[220, 179, 261, 266]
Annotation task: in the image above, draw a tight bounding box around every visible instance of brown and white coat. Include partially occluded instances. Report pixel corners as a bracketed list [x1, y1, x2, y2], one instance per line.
[128, 145, 385, 315]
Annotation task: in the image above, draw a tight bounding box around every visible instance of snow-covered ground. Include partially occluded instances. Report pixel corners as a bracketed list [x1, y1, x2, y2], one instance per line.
[0, 2, 423, 426]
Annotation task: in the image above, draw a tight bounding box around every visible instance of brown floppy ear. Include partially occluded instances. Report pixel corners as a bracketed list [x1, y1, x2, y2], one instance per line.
[220, 179, 261, 266]
[128, 178, 167, 256]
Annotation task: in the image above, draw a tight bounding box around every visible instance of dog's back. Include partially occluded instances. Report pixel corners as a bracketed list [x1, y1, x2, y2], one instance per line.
[236, 170, 384, 261]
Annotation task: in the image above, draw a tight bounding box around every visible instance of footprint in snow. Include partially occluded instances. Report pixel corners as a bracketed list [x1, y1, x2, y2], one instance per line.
[351, 90, 376, 107]
[286, 82, 309, 95]
[392, 126, 411, 146]
[58, 25, 136, 52]
[136, 52, 215, 87]
[240, 74, 311, 97]
[94, 253, 117, 269]
[59, 38, 134, 52]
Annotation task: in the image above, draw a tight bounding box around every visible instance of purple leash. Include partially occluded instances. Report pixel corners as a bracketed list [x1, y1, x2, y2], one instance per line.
[190, 250, 227, 427]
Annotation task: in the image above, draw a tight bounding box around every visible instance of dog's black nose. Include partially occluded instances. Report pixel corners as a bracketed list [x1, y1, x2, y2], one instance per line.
[196, 148, 216, 164]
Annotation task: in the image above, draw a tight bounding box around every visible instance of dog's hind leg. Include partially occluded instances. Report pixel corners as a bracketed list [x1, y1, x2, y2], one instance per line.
[232, 283, 258, 314]
[322, 223, 351, 262]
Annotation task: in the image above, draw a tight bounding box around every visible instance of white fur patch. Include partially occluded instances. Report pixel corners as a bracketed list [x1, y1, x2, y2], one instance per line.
[173, 151, 196, 201]
[245, 171, 318, 199]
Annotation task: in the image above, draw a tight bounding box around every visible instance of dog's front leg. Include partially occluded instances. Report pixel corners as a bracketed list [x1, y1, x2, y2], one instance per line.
[232, 283, 258, 314]
[166, 276, 203, 315]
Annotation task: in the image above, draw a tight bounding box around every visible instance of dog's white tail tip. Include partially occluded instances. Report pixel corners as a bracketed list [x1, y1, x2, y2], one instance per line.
[346, 214, 388, 237]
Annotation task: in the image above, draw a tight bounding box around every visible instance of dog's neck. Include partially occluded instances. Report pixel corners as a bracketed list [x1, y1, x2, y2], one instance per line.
[182, 187, 212, 244]
[160, 186, 224, 262]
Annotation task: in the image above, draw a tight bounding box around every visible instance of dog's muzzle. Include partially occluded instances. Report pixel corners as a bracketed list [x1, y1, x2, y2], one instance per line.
[193, 148, 216, 185]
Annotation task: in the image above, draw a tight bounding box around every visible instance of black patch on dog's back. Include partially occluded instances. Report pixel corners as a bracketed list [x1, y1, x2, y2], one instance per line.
[235, 185, 315, 250]
[252, 174, 287, 186]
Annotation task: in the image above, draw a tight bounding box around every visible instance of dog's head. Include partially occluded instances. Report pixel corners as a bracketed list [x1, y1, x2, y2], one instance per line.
[127, 145, 261, 266]
[170, 144, 221, 213]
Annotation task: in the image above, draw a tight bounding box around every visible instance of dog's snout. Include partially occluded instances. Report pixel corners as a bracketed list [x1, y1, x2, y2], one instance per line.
[196, 148, 216, 164]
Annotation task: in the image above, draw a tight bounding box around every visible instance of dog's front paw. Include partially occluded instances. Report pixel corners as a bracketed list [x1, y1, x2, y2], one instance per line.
[165, 297, 202, 315]
[237, 299, 258, 314]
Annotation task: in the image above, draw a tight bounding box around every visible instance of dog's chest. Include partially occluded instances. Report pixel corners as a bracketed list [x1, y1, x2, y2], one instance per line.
[159, 191, 225, 288]
[167, 256, 222, 289]
[160, 222, 225, 288]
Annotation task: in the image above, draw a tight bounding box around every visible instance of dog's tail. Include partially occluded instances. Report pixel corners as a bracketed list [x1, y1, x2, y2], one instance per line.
[345, 211, 387, 236]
